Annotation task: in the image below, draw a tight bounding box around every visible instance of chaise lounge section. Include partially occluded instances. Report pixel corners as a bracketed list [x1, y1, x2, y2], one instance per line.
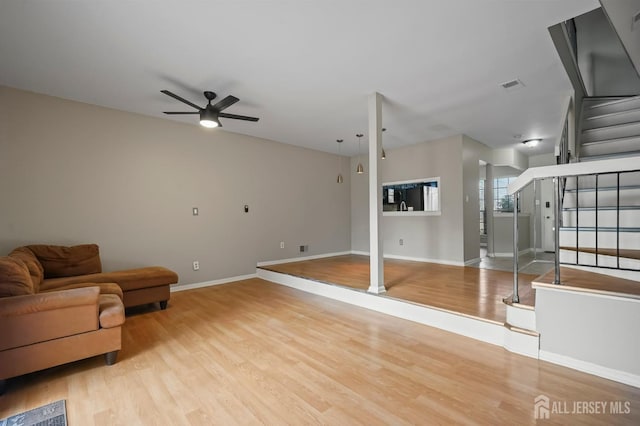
[17, 244, 179, 309]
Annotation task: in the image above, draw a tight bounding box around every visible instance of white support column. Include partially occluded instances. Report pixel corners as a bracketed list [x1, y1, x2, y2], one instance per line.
[486, 163, 495, 257]
[368, 92, 385, 294]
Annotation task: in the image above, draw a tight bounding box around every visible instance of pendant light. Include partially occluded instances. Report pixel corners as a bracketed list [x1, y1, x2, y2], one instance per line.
[356, 133, 364, 174]
[336, 139, 344, 183]
[381, 128, 387, 160]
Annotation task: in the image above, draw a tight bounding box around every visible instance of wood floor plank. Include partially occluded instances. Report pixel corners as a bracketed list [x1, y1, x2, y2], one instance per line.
[1, 278, 638, 425]
[260, 254, 537, 322]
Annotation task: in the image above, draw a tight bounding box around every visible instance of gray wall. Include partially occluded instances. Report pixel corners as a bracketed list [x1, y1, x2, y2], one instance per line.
[462, 136, 491, 262]
[537, 288, 640, 377]
[576, 7, 640, 96]
[351, 135, 465, 264]
[0, 86, 351, 286]
[493, 215, 530, 255]
[600, 0, 640, 80]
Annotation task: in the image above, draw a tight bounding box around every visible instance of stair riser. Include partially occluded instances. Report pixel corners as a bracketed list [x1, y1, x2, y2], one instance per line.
[559, 230, 640, 248]
[584, 97, 640, 118]
[581, 137, 640, 157]
[559, 250, 640, 269]
[581, 122, 640, 143]
[564, 173, 640, 190]
[582, 108, 640, 130]
[563, 188, 640, 207]
[563, 209, 639, 228]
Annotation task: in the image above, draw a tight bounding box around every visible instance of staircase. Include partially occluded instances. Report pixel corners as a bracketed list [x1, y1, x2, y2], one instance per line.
[580, 95, 640, 159]
[559, 171, 640, 276]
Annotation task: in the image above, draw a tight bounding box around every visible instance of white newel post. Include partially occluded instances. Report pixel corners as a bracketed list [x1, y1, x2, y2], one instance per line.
[368, 92, 385, 294]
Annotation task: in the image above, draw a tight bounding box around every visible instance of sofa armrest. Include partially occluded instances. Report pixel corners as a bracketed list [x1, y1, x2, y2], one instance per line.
[0, 287, 100, 351]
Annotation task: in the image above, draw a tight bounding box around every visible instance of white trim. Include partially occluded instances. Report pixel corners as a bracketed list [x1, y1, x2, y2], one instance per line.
[383, 211, 441, 217]
[509, 155, 640, 194]
[561, 263, 640, 283]
[539, 350, 640, 388]
[503, 328, 539, 359]
[383, 176, 440, 186]
[257, 268, 505, 346]
[350, 250, 465, 266]
[383, 253, 465, 266]
[171, 273, 257, 292]
[256, 251, 351, 267]
[506, 304, 536, 330]
[492, 248, 533, 258]
[532, 282, 640, 302]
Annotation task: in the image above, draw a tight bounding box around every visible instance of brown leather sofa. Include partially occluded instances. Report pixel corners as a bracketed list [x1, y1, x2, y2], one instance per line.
[0, 252, 125, 394]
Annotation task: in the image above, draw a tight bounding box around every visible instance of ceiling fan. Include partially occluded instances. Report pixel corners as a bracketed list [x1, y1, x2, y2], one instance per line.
[161, 90, 259, 128]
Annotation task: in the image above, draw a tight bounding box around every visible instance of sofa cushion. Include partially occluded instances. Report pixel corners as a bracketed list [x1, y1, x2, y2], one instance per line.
[41, 266, 178, 292]
[27, 244, 102, 278]
[41, 282, 124, 301]
[9, 247, 44, 292]
[0, 256, 34, 298]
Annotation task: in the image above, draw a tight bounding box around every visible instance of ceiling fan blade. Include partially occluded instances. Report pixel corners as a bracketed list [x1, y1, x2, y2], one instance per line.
[218, 112, 259, 122]
[163, 111, 199, 114]
[212, 95, 239, 112]
[161, 90, 202, 110]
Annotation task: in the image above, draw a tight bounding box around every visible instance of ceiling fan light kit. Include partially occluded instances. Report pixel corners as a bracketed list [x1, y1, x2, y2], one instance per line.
[161, 89, 259, 129]
[200, 109, 219, 128]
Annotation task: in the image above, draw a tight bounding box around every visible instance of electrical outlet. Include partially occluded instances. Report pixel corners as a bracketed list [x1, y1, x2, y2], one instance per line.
[280, 241, 285, 249]
[192, 261, 199, 271]
[399, 239, 404, 246]
[192, 207, 199, 216]
[299, 245, 309, 252]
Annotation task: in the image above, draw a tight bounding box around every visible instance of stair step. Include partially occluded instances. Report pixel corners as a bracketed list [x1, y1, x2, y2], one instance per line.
[560, 250, 640, 270]
[579, 150, 640, 161]
[563, 206, 640, 211]
[581, 121, 640, 143]
[582, 107, 640, 130]
[562, 209, 638, 228]
[560, 226, 640, 232]
[560, 246, 640, 261]
[564, 184, 640, 192]
[564, 173, 640, 189]
[581, 135, 640, 158]
[586, 94, 640, 112]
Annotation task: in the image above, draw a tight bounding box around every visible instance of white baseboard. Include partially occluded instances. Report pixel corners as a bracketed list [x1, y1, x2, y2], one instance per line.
[257, 251, 351, 267]
[539, 350, 640, 388]
[464, 257, 481, 265]
[506, 304, 536, 330]
[493, 248, 533, 258]
[504, 328, 539, 359]
[257, 268, 505, 347]
[351, 250, 465, 267]
[171, 273, 257, 292]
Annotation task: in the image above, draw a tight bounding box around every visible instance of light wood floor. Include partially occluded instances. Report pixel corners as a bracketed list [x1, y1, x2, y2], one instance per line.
[1, 279, 638, 425]
[260, 255, 537, 323]
[535, 266, 640, 299]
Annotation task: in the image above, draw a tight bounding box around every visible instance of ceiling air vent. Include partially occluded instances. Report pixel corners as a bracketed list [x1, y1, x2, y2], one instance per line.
[500, 78, 525, 91]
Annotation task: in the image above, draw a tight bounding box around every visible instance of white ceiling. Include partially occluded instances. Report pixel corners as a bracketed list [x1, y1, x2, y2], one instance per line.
[0, 0, 599, 157]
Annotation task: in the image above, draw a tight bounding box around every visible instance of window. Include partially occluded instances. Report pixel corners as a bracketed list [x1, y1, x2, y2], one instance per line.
[494, 177, 517, 212]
